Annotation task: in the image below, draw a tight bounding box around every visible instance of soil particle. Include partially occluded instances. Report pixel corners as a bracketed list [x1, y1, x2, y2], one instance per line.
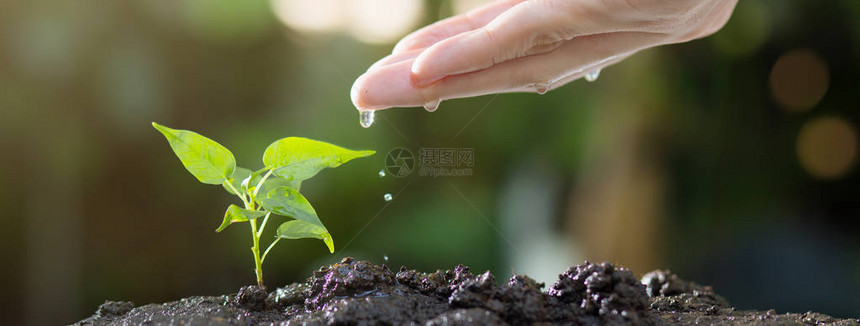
[642, 269, 729, 313]
[448, 272, 562, 324]
[75, 258, 860, 325]
[642, 271, 859, 325]
[267, 283, 309, 310]
[95, 301, 134, 317]
[395, 264, 474, 298]
[304, 257, 398, 309]
[77, 295, 289, 325]
[233, 285, 268, 312]
[548, 261, 650, 324]
[425, 308, 509, 326]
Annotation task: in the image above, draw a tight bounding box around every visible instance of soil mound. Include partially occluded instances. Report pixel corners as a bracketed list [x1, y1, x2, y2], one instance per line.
[76, 258, 859, 325]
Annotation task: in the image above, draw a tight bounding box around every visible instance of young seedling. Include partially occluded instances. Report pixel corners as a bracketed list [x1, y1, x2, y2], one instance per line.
[152, 122, 374, 287]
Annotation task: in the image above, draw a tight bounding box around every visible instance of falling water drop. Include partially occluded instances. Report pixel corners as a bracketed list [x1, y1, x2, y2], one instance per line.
[383, 193, 393, 201]
[378, 169, 386, 178]
[424, 98, 441, 112]
[535, 82, 549, 94]
[359, 110, 375, 128]
[383, 255, 389, 262]
[585, 69, 601, 82]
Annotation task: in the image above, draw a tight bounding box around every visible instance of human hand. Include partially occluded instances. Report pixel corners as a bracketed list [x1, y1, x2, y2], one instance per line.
[351, 0, 737, 112]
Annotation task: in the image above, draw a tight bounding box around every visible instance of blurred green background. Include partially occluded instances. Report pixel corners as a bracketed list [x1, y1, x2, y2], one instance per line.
[1, 0, 859, 324]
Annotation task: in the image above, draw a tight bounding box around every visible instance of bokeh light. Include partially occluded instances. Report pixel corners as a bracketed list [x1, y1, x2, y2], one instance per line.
[711, 0, 771, 56]
[452, 0, 491, 15]
[769, 49, 829, 113]
[796, 116, 858, 179]
[182, 0, 274, 42]
[270, 0, 423, 44]
[346, 0, 424, 44]
[6, 11, 81, 82]
[270, 0, 343, 33]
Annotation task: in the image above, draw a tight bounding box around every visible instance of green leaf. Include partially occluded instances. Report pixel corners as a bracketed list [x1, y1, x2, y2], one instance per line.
[245, 169, 302, 198]
[258, 186, 324, 227]
[223, 167, 252, 196]
[259, 176, 302, 194]
[262, 137, 374, 182]
[152, 122, 236, 185]
[276, 220, 334, 253]
[216, 204, 266, 232]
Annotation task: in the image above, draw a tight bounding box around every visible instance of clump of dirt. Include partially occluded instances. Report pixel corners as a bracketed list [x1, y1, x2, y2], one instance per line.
[547, 261, 650, 324]
[75, 258, 859, 325]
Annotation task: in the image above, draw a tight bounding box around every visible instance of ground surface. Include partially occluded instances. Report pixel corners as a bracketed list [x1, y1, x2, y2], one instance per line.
[76, 258, 859, 325]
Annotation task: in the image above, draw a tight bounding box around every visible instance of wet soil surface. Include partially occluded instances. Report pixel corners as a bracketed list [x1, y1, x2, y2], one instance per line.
[76, 258, 859, 325]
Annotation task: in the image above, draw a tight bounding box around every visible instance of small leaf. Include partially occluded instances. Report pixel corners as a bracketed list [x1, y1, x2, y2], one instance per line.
[223, 167, 252, 196]
[240, 169, 262, 191]
[241, 168, 267, 193]
[276, 220, 334, 253]
[258, 187, 324, 227]
[262, 137, 374, 182]
[152, 122, 236, 185]
[217, 204, 266, 232]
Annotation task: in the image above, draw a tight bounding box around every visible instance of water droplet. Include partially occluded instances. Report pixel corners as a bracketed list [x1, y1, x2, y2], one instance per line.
[535, 82, 549, 94]
[383, 193, 393, 201]
[383, 255, 389, 262]
[359, 110, 375, 128]
[423, 99, 441, 112]
[585, 69, 601, 82]
[378, 169, 386, 178]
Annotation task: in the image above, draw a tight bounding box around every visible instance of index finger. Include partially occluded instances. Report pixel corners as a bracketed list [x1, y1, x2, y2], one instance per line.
[392, 0, 526, 54]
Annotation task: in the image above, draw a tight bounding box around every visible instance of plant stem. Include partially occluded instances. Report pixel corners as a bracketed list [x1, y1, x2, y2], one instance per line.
[252, 169, 274, 198]
[261, 238, 281, 264]
[249, 219, 264, 287]
[257, 212, 271, 237]
[224, 182, 251, 208]
[224, 179, 266, 286]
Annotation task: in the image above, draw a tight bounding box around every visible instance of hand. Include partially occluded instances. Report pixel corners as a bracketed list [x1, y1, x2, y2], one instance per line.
[351, 0, 737, 111]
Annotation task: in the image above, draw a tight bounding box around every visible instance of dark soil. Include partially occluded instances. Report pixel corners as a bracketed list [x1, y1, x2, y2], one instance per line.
[76, 258, 859, 325]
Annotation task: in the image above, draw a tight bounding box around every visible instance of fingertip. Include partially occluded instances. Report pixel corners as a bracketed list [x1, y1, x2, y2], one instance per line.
[393, 21, 451, 54]
[395, 0, 525, 54]
[369, 49, 423, 70]
[351, 60, 427, 110]
[350, 73, 372, 111]
[392, 38, 416, 54]
[351, 73, 390, 111]
[409, 71, 444, 89]
[393, 25, 433, 54]
[410, 48, 443, 88]
[409, 30, 484, 87]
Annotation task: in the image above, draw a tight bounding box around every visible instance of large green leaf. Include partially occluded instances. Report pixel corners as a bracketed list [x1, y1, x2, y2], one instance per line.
[152, 122, 236, 185]
[258, 186, 324, 227]
[222, 167, 252, 196]
[262, 137, 374, 182]
[276, 220, 334, 253]
[216, 204, 266, 232]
